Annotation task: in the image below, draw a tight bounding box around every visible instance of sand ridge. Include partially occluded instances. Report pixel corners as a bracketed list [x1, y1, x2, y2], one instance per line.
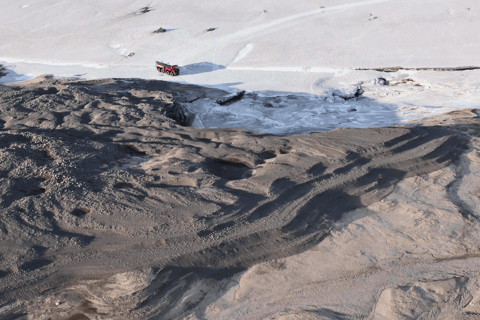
[0, 77, 477, 319]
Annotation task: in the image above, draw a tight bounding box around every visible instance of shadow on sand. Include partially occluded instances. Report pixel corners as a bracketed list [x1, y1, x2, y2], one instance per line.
[0, 76, 471, 319]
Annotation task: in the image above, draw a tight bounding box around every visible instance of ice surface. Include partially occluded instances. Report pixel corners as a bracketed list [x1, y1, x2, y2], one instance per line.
[1, 0, 479, 134]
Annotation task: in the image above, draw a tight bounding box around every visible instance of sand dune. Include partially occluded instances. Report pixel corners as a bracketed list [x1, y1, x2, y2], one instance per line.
[0, 77, 478, 319]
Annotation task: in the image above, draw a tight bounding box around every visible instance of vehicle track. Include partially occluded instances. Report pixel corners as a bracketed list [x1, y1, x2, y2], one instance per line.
[183, 0, 400, 61]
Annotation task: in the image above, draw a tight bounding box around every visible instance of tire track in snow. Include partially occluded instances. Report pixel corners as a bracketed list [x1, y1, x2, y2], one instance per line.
[184, 0, 400, 61]
[1, 0, 399, 74]
[232, 44, 253, 63]
[0, 57, 106, 69]
[227, 66, 352, 76]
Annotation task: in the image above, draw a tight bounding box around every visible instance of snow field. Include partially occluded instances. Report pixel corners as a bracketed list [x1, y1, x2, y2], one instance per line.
[1, 0, 480, 134]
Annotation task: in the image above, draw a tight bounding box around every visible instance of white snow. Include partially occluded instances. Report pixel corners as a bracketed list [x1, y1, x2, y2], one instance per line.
[1, 0, 480, 134]
[232, 44, 253, 63]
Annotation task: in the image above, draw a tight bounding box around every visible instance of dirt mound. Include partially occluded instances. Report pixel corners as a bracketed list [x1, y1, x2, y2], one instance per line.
[0, 77, 473, 319]
[375, 277, 477, 319]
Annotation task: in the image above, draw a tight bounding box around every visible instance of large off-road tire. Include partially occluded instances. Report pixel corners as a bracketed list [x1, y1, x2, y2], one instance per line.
[157, 68, 163, 73]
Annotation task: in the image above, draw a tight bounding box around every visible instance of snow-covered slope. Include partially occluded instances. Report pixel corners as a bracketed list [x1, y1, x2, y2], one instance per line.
[2, 0, 479, 70]
[1, 0, 479, 134]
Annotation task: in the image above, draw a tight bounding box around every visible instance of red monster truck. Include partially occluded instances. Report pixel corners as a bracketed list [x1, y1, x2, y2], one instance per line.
[156, 61, 180, 76]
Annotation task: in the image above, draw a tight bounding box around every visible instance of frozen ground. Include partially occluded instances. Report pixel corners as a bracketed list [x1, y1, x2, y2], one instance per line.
[1, 0, 480, 134]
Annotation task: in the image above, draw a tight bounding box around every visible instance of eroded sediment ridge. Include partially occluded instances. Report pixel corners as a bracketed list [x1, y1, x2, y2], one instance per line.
[0, 77, 472, 318]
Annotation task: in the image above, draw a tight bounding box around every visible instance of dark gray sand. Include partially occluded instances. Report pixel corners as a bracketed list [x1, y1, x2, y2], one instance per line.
[0, 66, 6, 79]
[0, 76, 479, 319]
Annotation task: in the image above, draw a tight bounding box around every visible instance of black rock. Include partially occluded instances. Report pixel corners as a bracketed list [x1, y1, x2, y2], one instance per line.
[154, 27, 166, 33]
